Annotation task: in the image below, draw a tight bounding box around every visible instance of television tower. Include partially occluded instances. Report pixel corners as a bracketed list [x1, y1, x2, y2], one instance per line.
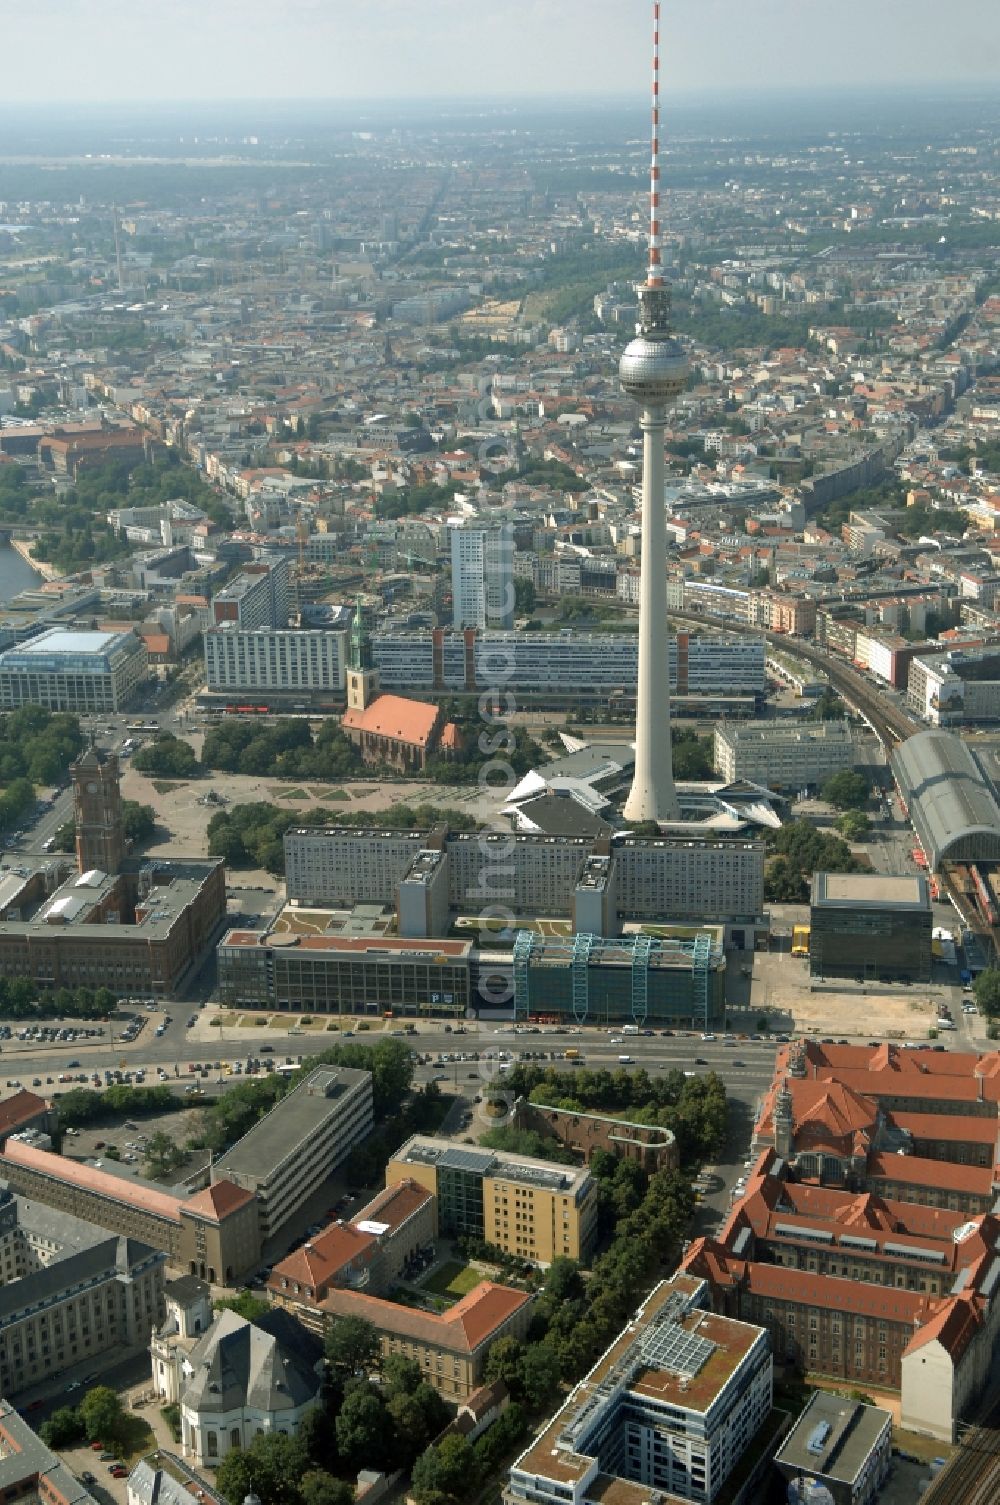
[621, 0, 687, 823]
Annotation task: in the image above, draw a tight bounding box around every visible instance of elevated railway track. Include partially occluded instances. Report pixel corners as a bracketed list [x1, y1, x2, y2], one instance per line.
[662, 605, 919, 749]
[922, 1388, 1000, 1505]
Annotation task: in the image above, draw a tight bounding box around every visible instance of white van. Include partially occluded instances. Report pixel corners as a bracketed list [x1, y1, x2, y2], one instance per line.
[618, 1054, 633, 1064]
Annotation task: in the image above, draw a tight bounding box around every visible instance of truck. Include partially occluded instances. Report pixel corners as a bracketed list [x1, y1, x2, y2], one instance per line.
[621, 1024, 640, 1036]
[564, 1048, 582, 1060]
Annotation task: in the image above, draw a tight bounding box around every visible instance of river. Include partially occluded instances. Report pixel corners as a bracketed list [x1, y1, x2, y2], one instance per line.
[0, 544, 43, 603]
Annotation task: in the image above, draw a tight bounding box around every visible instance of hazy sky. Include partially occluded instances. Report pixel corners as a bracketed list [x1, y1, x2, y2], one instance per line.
[3, 0, 999, 104]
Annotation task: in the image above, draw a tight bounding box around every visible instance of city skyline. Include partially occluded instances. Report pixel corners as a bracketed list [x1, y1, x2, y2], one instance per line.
[3, 0, 998, 105]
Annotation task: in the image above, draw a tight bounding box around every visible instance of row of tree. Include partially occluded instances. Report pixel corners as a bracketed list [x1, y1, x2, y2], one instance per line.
[0, 979, 117, 1020]
[206, 799, 478, 874]
[201, 717, 359, 780]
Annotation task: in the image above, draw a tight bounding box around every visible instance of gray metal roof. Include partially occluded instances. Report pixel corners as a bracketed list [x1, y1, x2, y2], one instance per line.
[182, 1308, 323, 1417]
[891, 730, 1000, 869]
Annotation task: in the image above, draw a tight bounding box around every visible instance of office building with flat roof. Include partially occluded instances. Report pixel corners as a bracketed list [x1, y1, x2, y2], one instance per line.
[505, 1273, 773, 1505]
[211, 1066, 373, 1239]
[774, 1391, 892, 1505]
[217, 931, 473, 1016]
[387, 1134, 598, 1265]
[809, 871, 932, 982]
[713, 718, 855, 790]
[0, 627, 147, 711]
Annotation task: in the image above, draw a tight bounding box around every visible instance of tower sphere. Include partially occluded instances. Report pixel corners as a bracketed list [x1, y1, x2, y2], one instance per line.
[619, 332, 688, 407]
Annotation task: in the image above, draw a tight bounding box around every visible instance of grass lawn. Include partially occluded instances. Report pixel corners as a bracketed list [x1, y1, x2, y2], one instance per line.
[311, 786, 349, 799]
[421, 1260, 482, 1300]
[151, 780, 184, 794]
[270, 786, 309, 799]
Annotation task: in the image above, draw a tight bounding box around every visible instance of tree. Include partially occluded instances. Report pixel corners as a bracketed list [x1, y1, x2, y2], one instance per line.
[544, 1257, 584, 1306]
[144, 1128, 188, 1179]
[835, 809, 870, 841]
[520, 1342, 561, 1409]
[214, 1289, 271, 1321]
[39, 1407, 85, 1447]
[334, 1381, 389, 1472]
[133, 734, 198, 779]
[324, 1316, 381, 1382]
[821, 770, 869, 811]
[122, 800, 156, 845]
[974, 968, 1000, 1018]
[410, 1434, 479, 1505]
[299, 1474, 354, 1505]
[79, 1386, 124, 1443]
[810, 689, 844, 722]
[381, 1354, 422, 1396]
[514, 577, 536, 615]
[215, 1434, 307, 1505]
[485, 1335, 527, 1394]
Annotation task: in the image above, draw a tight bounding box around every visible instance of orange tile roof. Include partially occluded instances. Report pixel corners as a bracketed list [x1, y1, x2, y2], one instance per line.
[270, 1222, 376, 1297]
[322, 1280, 531, 1354]
[351, 1178, 433, 1234]
[341, 694, 440, 748]
[742, 1259, 935, 1324]
[187, 1180, 256, 1220]
[0, 1090, 47, 1139]
[892, 1111, 997, 1144]
[902, 1293, 984, 1363]
[867, 1151, 995, 1195]
[2, 1137, 181, 1223]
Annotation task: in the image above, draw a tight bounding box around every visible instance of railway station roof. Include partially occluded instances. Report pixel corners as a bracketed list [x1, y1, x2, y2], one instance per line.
[891, 730, 1000, 870]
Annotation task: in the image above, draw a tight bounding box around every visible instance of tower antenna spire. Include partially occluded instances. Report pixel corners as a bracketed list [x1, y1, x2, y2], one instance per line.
[648, 0, 663, 289]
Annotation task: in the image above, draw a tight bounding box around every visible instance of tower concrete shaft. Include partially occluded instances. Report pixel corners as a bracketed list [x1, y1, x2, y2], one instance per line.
[620, 0, 685, 824]
[622, 405, 679, 822]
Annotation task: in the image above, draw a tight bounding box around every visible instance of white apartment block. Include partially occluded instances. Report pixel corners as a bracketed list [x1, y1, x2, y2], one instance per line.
[615, 838, 765, 921]
[370, 630, 765, 700]
[283, 827, 765, 925]
[204, 627, 347, 694]
[908, 650, 1000, 727]
[713, 718, 856, 790]
[285, 829, 426, 908]
[505, 1274, 772, 1505]
[450, 524, 515, 631]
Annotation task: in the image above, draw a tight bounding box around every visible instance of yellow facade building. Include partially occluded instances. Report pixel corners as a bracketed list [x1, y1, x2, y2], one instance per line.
[386, 1135, 598, 1266]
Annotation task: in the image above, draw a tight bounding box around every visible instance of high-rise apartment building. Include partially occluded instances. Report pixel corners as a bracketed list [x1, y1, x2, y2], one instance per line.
[211, 556, 291, 631]
[450, 523, 514, 630]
